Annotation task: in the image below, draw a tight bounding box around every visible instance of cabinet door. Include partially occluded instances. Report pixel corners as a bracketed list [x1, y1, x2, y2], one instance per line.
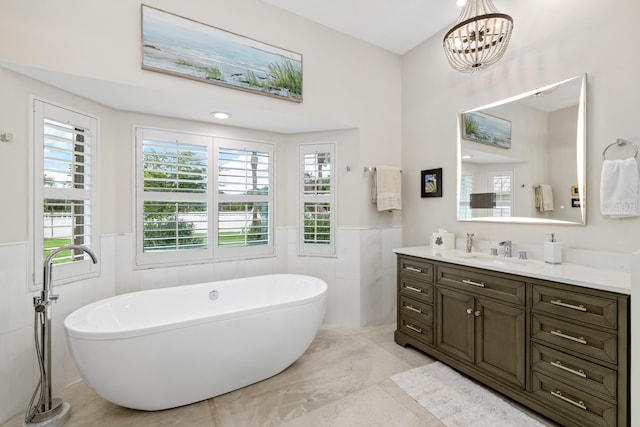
[436, 287, 474, 363]
[475, 297, 526, 389]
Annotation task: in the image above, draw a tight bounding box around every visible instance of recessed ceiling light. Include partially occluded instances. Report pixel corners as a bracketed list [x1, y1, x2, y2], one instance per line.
[462, 154, 473, 159]
[210, 112, 231, 120]
[456, 0, 467, 6]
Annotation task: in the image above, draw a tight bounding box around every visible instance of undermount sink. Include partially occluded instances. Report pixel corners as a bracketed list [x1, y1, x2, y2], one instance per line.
[460, 254, 528, 266]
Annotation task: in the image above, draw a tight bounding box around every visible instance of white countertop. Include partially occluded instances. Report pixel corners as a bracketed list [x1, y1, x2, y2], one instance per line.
[393, 246, 631, 295]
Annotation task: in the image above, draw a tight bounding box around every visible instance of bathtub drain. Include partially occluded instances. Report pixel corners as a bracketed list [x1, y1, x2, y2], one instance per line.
[209, 290, 219, 300]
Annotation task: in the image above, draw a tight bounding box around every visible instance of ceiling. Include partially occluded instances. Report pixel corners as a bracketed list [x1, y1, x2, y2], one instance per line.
[263, 0, 462, 55]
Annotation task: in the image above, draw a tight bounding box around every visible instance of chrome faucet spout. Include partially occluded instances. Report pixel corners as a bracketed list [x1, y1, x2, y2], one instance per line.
[498, 240, 513, 258]
[43, 244, 98, 296]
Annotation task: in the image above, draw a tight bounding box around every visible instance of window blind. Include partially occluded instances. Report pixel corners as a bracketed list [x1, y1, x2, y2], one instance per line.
[217, 147, 271, 247]
[141, 134, 210, 254]
[42, 118, 93, 262]
[298, 144, 335, 255]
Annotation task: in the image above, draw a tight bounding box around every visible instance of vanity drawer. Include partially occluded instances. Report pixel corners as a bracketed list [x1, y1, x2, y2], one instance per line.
[532, 371, 617, 427]
[531, 284, 617, 329]
[398, 315, 433, 345]
[436, 265, 525, 305]
[399, 256, 434, 283]
[399, 277, 433, 304]
[531, 314, 617, 364]
[399, 295, 432, 325]
[532, 343, 617, 401]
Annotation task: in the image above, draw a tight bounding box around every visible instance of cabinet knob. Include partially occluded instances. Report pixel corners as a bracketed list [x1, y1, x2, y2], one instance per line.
[466, 308, 473, 315]
[474, 310, 481, 317]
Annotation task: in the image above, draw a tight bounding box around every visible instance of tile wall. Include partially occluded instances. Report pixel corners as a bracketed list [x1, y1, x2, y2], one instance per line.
[0, 226, 401, 423]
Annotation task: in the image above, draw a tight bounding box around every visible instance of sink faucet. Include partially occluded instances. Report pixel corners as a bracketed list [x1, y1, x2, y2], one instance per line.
[465, 233, 474, 253]
[499, 240, 512, 258]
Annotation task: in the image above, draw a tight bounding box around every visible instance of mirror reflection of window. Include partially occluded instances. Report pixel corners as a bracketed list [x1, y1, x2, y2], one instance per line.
[459, 173, 473, 219]
[488, 170, 513, 217]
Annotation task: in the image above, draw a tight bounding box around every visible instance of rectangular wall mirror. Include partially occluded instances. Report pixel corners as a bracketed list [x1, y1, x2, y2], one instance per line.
[457, 74, 586, 225]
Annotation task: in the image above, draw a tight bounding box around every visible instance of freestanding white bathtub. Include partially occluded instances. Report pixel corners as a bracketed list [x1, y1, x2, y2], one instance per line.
[64, 274, 327, 411]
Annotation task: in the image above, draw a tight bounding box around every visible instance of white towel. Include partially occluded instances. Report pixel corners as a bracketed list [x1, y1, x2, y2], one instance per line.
[371, 166, 402, 211]
[535, 184, 554, 212]
[600, 157, 640, 217]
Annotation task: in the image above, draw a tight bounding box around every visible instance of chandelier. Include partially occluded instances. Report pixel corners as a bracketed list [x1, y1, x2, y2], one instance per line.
[443, 0, 514, 72]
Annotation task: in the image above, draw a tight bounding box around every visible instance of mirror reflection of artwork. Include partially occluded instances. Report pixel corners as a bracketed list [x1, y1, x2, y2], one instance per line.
[462, 111, 512, 149]
[421, 168, 442, 198]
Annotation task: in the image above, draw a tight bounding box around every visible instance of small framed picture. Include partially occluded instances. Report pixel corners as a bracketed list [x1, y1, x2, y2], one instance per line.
[571, 185, 579, 197]
[421, 168, 442, 198]
[571, 198, 580, 208]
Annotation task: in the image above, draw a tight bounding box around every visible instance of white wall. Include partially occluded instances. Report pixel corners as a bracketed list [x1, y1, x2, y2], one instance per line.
[401, 0, 640, 251]
[0, 1, 403, 422]
[402, 1, 639, 426]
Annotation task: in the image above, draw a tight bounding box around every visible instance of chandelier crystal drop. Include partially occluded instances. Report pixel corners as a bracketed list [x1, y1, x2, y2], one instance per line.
[443, 0, 513, 73]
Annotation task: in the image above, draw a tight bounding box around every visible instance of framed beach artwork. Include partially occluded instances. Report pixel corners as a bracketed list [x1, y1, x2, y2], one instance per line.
[421, 168, 442, 198]
[141, 5, 303, 102]
[462, 111, 511, 149]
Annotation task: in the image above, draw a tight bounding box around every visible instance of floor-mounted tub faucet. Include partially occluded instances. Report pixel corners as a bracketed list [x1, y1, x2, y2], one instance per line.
[25, 244, 98, 425]
[499, 240, 512, 258]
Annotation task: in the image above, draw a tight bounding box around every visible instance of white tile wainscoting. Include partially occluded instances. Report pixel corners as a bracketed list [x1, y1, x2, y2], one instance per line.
[0, 226, 401, 424]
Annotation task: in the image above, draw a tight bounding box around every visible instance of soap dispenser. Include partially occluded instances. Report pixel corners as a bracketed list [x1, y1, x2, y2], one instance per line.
[544, 233, 562, 264]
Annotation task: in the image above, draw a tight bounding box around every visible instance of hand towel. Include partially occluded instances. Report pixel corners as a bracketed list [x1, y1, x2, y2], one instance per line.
[371, 166, 402, 211]
[535, 184, 554, 212]
[600, 157, 640, 217]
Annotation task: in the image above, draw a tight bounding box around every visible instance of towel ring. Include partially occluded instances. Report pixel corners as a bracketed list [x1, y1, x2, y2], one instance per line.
[602, 139, 638, 160]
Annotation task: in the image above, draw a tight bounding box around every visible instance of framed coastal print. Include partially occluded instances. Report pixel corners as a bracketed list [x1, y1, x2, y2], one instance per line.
[462, 111, 511, 149]
[421, 168, 442, 198]
[141, 5, 303, 102]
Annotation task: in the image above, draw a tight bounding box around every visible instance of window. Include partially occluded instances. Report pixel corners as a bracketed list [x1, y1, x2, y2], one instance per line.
[298, 143, 335, 256]
[135, 128, 273, 266]
[32, 99, 99, 286]
[487, 170, 513, 217]
[136, 128, 211, 265]
[216, 140, 272, 258]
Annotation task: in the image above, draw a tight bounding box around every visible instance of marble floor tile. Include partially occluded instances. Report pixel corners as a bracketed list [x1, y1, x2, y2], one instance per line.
[1, 324, 548, 427]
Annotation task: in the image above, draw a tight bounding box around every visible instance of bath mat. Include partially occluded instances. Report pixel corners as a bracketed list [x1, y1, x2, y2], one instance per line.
[390, 362, 547, 427]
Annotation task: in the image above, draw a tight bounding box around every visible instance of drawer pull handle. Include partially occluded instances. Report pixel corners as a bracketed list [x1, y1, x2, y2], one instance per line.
[405, 324, 423, 334]
[404, 285, 423, 293]
[551, 329, 588, 345]
[404, 304, 422, 314]
[550, 361, 587, 378]
[462, 279, 485, 288]
[404, 266, 423, 273]
[551, 299, 587, 312]
[550, 390, 587, 410]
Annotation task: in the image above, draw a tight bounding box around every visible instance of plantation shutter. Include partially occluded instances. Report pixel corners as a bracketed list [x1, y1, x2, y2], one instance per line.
[215, 138, 273, 257]
[33, 99, 100, 287]
[299, 143, 336, 256]
[136, 128, 212, 265]
[488, 170, 513, 217]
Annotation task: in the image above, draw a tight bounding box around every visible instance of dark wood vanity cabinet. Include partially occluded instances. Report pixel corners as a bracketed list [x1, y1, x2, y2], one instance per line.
[394, 254, 630, 427]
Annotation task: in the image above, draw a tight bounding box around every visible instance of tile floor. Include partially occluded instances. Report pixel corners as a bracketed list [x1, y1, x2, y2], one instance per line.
[3, 324, 555, 427]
